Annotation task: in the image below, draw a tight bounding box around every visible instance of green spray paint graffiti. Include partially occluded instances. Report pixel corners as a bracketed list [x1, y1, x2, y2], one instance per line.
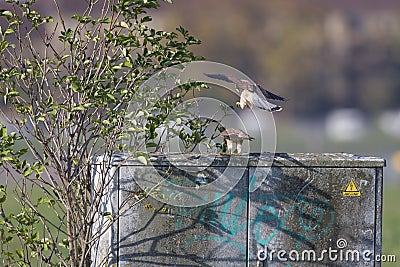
[253, 194, 335, 248]
[174, 175, 335, 260]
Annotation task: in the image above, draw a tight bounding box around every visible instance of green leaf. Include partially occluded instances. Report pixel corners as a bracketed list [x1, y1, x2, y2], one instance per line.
[46, 95, 54, 105]
[136, 110, 144, 118]
[4, 28, 15, 35]
[1, 127, 7, 138]
[137, 156, 147, 165]
[123, 61, 133, 68]
[30, 232, 38, 241]
[6, 90, 19, 97]
[58, 239, 68, 248]
[124, 111, 134, 119]
[15, 249, 23, 258]
[72, 105, 85, 111]
[61, 54, 70, 60]
[146, 142, 157, 148]
[23, 168, 33, 177]
[120, 21, 129, 28]
[0, 40, 9, 51]
[0, 194, 6, 204]
[71, 81, 80, 92]
[99, 17, 111, 24]
[48, 109, 57, 115]
[106, 93, 116, 102]
[141, 16, 152, 23]
[0, 10, 13, 19]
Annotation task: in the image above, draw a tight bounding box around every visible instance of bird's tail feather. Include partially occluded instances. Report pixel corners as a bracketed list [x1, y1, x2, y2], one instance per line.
[264, 102, 282, 112]
[271, 105, 283, 112]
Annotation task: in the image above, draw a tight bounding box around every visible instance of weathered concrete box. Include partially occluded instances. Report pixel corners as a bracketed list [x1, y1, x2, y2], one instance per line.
[91, 153, 385, 267]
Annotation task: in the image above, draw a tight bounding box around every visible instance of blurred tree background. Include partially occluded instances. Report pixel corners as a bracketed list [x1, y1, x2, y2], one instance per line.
[156, 0, 400, 117]
[1, 0, 400, 265]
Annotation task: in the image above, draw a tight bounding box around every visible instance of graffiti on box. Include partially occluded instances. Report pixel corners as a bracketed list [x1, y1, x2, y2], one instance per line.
[174, 175, 335, 257]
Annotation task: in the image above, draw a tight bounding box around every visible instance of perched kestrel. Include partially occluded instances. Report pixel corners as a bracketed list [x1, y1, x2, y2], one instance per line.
[220, 128, 254, 154]
[204, 73, 286, 112]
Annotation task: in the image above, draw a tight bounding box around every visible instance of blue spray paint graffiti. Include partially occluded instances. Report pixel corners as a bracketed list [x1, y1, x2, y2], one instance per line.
[175, 190, 249, 255]
[175, 174, 335, 261]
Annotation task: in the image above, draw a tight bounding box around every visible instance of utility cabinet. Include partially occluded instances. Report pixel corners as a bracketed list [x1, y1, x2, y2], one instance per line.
[91, 153, 385, 267]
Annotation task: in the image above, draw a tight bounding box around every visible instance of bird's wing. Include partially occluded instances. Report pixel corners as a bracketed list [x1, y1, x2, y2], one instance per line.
[219, 129, 230, 138]
[221, 128, 241, 138]
[204, 73, 241, 85]
[205, 73, 286, 102]
[251, 92, 282, 112]
[256, 84, 286, 101]
[237, 129, 254, 140]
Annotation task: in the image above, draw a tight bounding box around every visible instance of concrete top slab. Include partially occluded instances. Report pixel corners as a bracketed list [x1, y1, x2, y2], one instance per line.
[92, 152, 386, 168]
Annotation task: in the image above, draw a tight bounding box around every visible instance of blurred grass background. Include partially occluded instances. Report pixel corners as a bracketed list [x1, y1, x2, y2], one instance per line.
[383, 186, 400, 266]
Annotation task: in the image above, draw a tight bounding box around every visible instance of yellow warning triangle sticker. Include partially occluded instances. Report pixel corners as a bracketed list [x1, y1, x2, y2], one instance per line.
[342, 178, 361, 196]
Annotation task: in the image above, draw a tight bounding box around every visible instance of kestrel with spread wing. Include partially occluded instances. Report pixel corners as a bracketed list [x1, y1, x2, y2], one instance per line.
[204, 73, 286, 112]
[220, 128, 254, 154]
